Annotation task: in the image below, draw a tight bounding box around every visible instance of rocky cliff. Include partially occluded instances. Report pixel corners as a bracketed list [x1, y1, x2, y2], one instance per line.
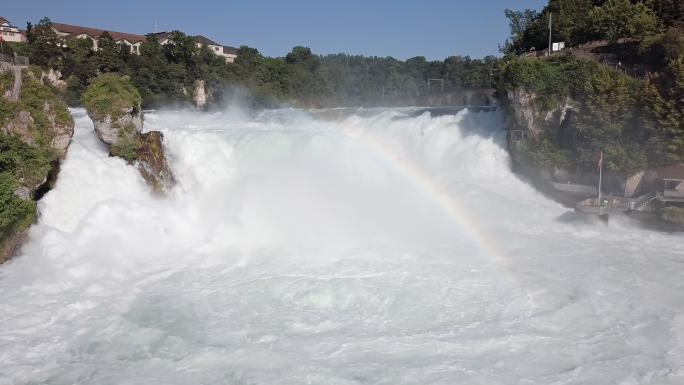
[0, 66, 75, 263]
[193, 79, 211, 110]
[82, 73, 174, 193]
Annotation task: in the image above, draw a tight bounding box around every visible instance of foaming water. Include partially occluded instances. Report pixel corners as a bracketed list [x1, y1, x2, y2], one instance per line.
[1, 107, 683, 384]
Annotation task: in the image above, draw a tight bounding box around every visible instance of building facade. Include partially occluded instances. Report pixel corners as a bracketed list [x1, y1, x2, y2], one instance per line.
[0, 17, 26, 43]
[1, 17, 238, 62]
[51, 23, 146, 54]
[155, 32, 238, 63]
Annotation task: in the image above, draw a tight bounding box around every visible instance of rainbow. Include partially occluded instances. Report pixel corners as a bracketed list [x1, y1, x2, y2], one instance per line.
[336, 110, 510, 270]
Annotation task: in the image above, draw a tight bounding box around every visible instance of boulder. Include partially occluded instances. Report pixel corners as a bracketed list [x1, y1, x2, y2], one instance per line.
[0, 229, 29, 265]
[42, 101, 74, 158]
[91, 106, 143, 146]
[41, 68, 67, 92]
[136, 131, 175, 193]
[507, 88, 576, 137]
[193, 79, 210, 109]
[3, 110, 35, 145]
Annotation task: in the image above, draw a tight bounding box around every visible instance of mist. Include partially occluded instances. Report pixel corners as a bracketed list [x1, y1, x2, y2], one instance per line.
[1, 106, 683, 384]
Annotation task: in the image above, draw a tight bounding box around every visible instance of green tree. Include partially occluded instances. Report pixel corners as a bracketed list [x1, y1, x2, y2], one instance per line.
[589, 0, 660, 43]
[26, 17, 62, 67]
[95, 31, 122, 72]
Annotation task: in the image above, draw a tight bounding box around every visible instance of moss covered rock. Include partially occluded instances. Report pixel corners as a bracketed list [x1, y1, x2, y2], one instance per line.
[0, 66, 75, 263]
[82, 73, 174, 193]
[82, 73, 142, 146]
[136, 131, 175, 193]
[660, 206, 684, 226]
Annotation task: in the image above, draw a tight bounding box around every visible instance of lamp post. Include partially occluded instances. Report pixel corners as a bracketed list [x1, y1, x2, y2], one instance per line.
[547, 13, 553, 57]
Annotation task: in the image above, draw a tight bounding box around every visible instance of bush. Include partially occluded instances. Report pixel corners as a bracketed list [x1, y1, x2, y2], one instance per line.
[110, 123, 142, 163]
[660, 206, 684, 225]
[0, 173, 36, 239]
[20, 69, 73, 142]
[500, 55, 648, 176]
[82, 73, 142, 120]
[0, 70, 14, 95]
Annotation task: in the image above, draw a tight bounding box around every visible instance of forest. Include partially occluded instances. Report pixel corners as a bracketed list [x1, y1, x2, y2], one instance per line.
[500, 0, 684, 174]
[1, 18, 498, 108]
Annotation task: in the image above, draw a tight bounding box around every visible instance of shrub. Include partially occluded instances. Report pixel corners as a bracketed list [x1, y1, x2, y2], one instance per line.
[660, 206, 684, 225]
[82, 73, 142, 121]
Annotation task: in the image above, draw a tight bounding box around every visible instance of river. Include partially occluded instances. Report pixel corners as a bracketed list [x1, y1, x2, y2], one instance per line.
[1, 107, 683, 384]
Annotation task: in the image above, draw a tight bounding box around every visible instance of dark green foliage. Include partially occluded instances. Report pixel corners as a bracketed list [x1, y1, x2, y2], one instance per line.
[589, 0, 660, 43]
[502, 0, 684, 178]
[0, 173, 36, 239]
[0, 134, 55, 240]
[503, 0, 664, 54]
[0, 71, 14, 97]
[0, 134, 54, 188]
[500, 56, 651, 175]
[648, 0, 684, 27]
[95, 32, 123, 73]
[26, 17, 62, 67]
[18, 69, 73, 147]
[639, 28, 684, 69]
[110, 123, 142, 163]
[641, 56, 684, 163]
[34, 25, 498, 109]
[660, 206, 684, 224]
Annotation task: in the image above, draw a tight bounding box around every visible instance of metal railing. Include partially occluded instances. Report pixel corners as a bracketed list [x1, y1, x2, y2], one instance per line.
[0, 53, 29, 66]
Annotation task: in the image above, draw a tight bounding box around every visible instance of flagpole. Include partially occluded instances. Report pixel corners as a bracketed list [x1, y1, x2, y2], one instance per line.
[598, 151, 603, 215]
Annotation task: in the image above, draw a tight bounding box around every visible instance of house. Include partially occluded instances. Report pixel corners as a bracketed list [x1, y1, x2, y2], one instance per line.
[0, 17, 26, 43]
[656, 164, 684, 202]
[51, 22, 146, 54]
[154, 31, 237, 63]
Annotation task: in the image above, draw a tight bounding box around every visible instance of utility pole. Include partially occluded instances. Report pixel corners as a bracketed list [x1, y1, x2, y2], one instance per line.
[489, 68, 498, 89]
[547, 13, 553, 57]
[427, 78, 444, 93]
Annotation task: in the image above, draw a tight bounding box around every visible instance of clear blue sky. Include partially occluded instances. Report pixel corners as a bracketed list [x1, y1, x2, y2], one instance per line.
[3, 0, 547, 60]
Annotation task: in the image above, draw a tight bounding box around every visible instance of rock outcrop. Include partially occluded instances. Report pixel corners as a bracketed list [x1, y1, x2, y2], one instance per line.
[0, 66, 75, 263]
[137, 131, 175, 193]
[506, 88, 576, 137]
[82, 73, 175, 192]
[91, 106, 143, 146]
[193, 79, 210, 109]
[41, 68, 67, 92]
[0, 230, 29, 265]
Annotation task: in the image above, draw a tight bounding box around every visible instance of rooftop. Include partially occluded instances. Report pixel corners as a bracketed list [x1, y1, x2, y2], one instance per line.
[52, 22, 146, 43]
[223, 46, 238, 55]
[0, 17, 17, 28]
[657, 164, 684, 180]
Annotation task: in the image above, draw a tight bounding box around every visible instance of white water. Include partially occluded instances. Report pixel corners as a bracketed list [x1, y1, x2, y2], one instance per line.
[1, 107, 683, 384]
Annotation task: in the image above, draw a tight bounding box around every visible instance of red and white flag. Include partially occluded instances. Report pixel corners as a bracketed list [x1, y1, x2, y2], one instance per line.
[597, 151, 603, 169]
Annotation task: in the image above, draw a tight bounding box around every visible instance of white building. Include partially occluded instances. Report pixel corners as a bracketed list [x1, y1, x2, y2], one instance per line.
[51, 23, 146, 54]
[0, 17, 26, 43]
[155, 32, 238, 63]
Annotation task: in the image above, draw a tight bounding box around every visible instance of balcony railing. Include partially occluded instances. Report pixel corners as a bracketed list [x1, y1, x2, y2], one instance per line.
[0, 53, 29, 66]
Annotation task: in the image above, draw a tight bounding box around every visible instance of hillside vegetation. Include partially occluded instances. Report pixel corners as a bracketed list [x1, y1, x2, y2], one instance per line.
[501, 0, 684, 177]
[0, 18, 500, 109]
[0, 67, 73, 259]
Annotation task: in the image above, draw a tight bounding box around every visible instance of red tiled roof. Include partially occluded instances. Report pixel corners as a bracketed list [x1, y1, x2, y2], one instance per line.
[150, 31, 172, 41]
[657, 164, 684, 180]
[193, 35, 219, 46]
[52, 22, 146, 43]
